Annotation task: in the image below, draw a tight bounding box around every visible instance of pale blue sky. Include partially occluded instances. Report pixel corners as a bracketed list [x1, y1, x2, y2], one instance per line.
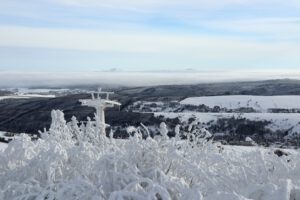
[0, 0, 300, 72]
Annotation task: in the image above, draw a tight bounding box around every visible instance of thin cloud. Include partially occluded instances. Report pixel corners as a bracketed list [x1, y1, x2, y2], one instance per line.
[0, 25, 299, 55]
[53, 0, 298, 9]
[0, 1, 299, 71]
[199, 17, 300, 40]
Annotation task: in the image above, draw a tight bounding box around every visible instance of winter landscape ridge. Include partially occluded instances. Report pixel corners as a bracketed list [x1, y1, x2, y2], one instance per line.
[1, 79, 300, 146]
[0, 79, 300, 199]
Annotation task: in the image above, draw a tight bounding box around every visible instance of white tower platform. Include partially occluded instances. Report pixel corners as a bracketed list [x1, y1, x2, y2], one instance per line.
[79, 89, 121, 135]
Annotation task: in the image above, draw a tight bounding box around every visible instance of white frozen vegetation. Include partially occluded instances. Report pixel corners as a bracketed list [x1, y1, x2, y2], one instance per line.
[1, 110, 300, 200]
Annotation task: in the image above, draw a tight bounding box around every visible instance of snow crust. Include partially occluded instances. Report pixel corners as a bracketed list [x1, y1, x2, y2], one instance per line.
[1, 110, 300, 200]
[180, 95, 300, 112]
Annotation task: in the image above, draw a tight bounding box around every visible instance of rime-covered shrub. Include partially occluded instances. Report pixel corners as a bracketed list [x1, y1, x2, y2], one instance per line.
[0, 110, 300, 200]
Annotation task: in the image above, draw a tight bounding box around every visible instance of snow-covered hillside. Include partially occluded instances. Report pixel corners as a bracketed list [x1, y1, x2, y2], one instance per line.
[0, 142, 7, 152]
[0, 87, 89, 100]
[126, 96, 300, 146]
[181, 95, 300, 112]
[16, 88, 69, 94]
[0, 94, 55, 100]
[155, 112, 300, 133]
[0, 110, 300, 200]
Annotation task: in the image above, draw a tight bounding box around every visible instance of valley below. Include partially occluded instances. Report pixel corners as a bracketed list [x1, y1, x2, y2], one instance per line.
[1, 79, 300, 148]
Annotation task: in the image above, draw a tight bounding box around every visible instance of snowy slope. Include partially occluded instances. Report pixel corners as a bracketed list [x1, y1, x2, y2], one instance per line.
[180, 95, 300, 112]
[155, 112, 300, 133]
[16, 88, 69, 94]
[0, 131, 8, 151]
[0, 94, 55, 100]
[0, 142, 7, 152]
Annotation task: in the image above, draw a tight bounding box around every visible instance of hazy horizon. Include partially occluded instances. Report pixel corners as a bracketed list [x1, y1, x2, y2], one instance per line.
[1, 70, 300, 88]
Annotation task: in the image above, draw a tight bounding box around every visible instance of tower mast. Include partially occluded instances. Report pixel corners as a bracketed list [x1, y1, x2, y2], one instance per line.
[79, 89, 121, 135]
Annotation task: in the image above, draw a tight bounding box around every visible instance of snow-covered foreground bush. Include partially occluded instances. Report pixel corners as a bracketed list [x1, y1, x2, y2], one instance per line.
[1, 110, 300, 200]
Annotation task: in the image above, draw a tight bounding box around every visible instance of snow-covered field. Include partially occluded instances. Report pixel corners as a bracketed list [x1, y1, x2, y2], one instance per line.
[16, 88, 69, 94]
[0, 87, 96, 100]
[155, 112, 300, 133]
[181, 95, 300, 112]
[0, 88, 76, 100]
[0, 142, 7, 152]
[0, 110, 300, 200]
[0, 132, 10, 152]
[0, 94, 55, 100]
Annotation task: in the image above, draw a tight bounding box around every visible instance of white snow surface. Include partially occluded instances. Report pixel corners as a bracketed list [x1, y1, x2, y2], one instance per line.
[0, 110, 300, 200]
[180, 95, 300, 112]
[0, 96, 31, 100]
[17, 94, 55, 98]
[0, 142, 7, 152]
[0, 132, 11, 152]
[155, 112, 300, 133]
[0, 94, 55, 100]
[16, 88, 69, 94]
